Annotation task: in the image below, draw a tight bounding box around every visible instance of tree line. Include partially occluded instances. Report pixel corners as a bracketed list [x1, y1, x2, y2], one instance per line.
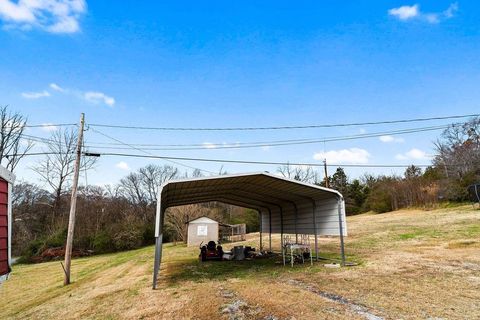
[277, 117, 480, 213]
[12, 163, 255, 261]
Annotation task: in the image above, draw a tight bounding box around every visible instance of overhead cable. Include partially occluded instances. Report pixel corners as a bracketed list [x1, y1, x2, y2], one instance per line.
[87, 113, 479, 131]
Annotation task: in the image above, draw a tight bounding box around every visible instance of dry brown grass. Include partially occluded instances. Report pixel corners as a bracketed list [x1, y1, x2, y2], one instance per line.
[1, 206, 479, 319]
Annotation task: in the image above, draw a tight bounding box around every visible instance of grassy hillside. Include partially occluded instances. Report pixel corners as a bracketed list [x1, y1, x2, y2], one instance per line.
[1, 206, 479, 319]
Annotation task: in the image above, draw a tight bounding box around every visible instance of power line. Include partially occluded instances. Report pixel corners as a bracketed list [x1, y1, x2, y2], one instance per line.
[88, 127, 216, 174]
[19, 133, 56, 143]
[5, 152, 69, 158]
[6, 150, 441, 168]
[22, 123, 77, 128]
[19, 123, 452, 152]
[87, 113, 479, 131]
[82, 124, 450, 151]
[19, 130, 206, 171]
[80, 151, 440, 168]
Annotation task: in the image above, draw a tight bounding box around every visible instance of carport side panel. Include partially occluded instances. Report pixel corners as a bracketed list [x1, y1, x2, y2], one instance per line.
[260, 198, 347, 237]
[314, 197, 347, 236]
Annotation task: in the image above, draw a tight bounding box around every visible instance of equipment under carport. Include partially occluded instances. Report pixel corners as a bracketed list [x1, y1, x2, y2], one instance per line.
[198, 242, 258, 262]
[199, 241, 224, 261]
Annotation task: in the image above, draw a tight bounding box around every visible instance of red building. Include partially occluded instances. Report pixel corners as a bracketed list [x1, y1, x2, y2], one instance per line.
[0, 166, 15, 283]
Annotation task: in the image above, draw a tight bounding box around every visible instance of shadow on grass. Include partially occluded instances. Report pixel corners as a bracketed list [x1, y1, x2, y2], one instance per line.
[165, 255, 282, 284]
[163, 251, 362, 286]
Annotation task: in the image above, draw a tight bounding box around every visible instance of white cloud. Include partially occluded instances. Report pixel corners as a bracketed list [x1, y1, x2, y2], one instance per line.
[359, 128, 367, 134]
[84, 91, 115, 107]
[395, 148, 431, 160]
[388, 4, 419, 20]
[0, 0, 86, 33]
[49, 83, 64, 92]
[44, 83, 116, 107]
[202, 142, 217, 149]
[21, 90, 50, 99]
[444, 2, 458, 18]
[115, 161, 130, 171]
[313, 148, 371, 164]
[379, 135, 405, 143]
[388, 3, 458, 24]
[0, 0, 35, 22]
[40, 123, 58, 132]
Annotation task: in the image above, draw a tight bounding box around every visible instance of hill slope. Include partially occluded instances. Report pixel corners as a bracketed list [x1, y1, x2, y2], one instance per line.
[1, 206, 479, 319]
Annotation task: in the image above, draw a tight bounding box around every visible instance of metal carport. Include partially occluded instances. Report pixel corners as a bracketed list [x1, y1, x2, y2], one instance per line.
[152, 172, 347, 289]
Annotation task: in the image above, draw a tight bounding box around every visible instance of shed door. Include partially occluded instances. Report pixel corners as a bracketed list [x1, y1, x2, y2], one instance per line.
[0, 178, 9, 277]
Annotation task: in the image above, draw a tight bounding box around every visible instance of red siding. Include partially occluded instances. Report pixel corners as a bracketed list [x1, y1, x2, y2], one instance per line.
[0, 178, 8, 276]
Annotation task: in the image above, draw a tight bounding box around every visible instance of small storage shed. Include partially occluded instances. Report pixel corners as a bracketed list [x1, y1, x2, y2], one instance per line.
[0, 166, 15, 283]
[186, 216, 219, 247]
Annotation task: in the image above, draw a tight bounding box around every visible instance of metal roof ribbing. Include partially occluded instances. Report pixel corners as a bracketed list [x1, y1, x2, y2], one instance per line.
[159, 172, 341, 211]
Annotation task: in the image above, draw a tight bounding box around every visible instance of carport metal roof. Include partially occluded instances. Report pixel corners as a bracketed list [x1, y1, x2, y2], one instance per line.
[152, 172, 347, 289]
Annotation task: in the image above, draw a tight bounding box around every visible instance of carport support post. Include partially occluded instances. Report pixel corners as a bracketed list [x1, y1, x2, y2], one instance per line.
[337, 197, 346, 267]
[268, 208, 272, 252]
[153, 193, 165, 289]
[293, 203, 298, 244]
[280, 207, 284, 264]
[311, 200, 318, 261]
[258, 210, 263, 251]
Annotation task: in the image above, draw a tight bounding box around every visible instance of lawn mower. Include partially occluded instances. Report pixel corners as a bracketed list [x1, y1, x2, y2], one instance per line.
[199, 240, 224, 261]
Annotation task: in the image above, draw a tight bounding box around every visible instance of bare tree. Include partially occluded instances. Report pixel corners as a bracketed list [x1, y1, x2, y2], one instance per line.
[33, 128, 96, 219]
[433, 117, 480, 200]
[434, 117, 480, 178]
[138, 164, 179, 204]
[0, 106, 34, 171]
[104, 183, 122, 199]
[277, 163, 320, 184]
[119, 172, 146, 206]
[119, 164, 180, 221]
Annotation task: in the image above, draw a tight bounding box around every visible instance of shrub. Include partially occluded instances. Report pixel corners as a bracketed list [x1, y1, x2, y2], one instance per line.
[112, 227, 143, 251]
[92, 231, 114, 253]
[20, 228, 67, 262]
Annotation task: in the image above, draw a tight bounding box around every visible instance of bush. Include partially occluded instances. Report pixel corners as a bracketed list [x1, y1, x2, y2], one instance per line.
[92, 231, 114, 253]
[45, 228, 67, 248]
[112, 228, 143, 250]
[20, 228, 67, 262]
[111, 217, 144, 251]
[141, 223, 155, 246]
[20, 239, 44, 262]
[364, 187, 392, 213]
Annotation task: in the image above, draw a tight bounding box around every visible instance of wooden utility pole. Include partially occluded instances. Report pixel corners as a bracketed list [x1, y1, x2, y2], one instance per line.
[323, 159, 329, 188]
[63, 113, 85, 285]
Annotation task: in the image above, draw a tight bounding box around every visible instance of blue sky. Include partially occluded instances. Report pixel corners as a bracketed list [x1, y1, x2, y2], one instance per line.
[1, 1, 479, 188]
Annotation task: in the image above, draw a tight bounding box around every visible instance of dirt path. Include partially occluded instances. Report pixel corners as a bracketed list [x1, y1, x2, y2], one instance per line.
[285, 279, 385, 320]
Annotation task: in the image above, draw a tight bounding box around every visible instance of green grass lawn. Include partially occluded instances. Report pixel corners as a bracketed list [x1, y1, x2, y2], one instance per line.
[1, 206, 479, 319]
